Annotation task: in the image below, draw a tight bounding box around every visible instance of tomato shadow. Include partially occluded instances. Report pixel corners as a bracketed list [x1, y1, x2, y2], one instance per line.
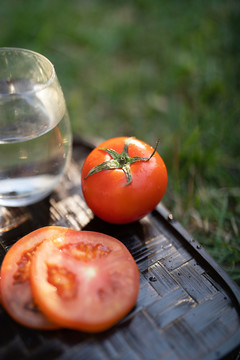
[27, 196, 52, 227]
[0, 196, 51, 252]
[82, 215, 144, 248]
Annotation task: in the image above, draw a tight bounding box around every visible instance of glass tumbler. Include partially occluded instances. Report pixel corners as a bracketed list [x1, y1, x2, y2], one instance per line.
[0, 47, 72, 207]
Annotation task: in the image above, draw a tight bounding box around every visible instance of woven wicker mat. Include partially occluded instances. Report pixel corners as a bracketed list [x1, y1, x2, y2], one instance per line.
[0, 137, 240, 360]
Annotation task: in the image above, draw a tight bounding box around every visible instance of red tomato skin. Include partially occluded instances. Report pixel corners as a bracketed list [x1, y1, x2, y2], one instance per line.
[0, 226, 67, 329]
[30, 229, 140, 332]
[81, 137, 168, 224]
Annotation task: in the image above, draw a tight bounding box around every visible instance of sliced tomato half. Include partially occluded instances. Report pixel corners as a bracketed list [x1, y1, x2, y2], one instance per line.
[0, 226, 67, 329]
[30, 229, 139, 332]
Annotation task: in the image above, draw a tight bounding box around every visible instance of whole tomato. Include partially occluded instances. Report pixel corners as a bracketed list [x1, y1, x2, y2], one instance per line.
[81, 137, 168, 224]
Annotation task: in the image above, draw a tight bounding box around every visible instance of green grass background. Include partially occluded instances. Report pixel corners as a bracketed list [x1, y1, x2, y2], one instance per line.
[1, 0, 239, 283]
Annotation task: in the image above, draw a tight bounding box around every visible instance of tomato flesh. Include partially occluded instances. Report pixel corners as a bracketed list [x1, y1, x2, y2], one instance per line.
[0, 226, 67, 329]
[30, 229, 139, 332]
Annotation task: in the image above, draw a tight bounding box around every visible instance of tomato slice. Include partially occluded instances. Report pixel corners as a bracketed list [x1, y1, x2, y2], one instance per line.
[0, 226, 67, 329]
[30, 229, 139, 332]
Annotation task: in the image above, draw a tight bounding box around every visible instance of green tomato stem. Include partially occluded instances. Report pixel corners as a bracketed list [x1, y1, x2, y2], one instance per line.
[84, 137, 160, 185]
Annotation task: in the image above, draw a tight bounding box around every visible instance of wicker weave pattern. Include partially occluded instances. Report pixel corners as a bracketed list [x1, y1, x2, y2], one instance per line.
[0, 140, 239, 360]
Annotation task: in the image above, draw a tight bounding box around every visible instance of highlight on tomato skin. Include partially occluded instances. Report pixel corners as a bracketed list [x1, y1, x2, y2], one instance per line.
[30, 229, 140, 333]
[81, 136, 168, 224]
[0, 226, 68, 329]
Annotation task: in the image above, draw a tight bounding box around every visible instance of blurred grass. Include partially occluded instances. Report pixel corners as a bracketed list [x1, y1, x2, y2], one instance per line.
[1, 0, 239, 283]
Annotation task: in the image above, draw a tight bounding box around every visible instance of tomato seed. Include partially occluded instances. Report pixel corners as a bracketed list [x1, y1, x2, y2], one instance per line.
[47, 264, 77, 300]
[60, 242, 111, 261]
[13, 242, 43, 284]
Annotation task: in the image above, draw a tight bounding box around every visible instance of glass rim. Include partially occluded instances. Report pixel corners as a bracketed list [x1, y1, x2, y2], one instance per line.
[0, 47, 56, 97]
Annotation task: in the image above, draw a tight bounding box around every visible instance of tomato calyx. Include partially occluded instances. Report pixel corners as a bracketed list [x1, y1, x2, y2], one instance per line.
[84, 137, 159, 185]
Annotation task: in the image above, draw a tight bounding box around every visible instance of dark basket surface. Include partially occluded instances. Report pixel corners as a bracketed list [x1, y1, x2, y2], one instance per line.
[0, 137, 240, 360]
